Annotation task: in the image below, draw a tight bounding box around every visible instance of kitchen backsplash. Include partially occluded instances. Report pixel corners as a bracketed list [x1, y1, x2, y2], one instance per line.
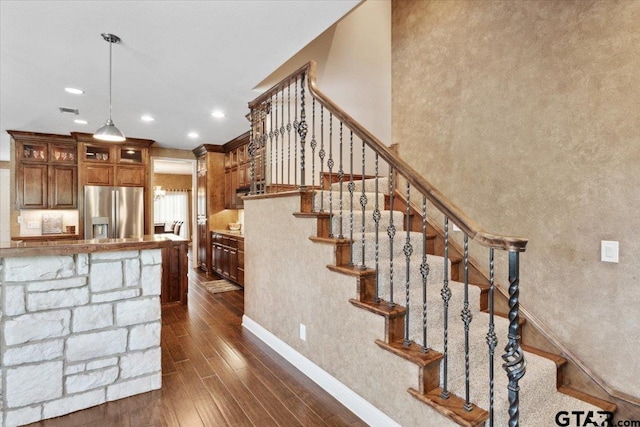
[18, 210, 79, 236]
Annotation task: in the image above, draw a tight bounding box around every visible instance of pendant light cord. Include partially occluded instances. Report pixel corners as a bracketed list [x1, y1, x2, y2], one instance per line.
[108, 38, 113, 122]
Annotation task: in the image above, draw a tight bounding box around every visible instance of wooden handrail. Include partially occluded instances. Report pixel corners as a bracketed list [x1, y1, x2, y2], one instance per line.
[249, 61, 528, 252]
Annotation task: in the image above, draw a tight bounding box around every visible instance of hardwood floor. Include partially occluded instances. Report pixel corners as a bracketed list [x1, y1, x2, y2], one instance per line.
[27, 265, 365, 427]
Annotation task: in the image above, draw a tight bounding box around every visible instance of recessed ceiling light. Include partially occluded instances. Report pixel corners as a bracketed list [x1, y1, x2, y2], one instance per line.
[74, 119, 88, 124]
[211, 110, 226, 118]
[188, 132, 199, 138]
[65, 87, 84, 95]
[141, 115, 155, 122]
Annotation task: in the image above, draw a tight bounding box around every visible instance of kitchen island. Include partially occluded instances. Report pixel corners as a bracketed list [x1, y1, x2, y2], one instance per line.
[0, 235, 185, 427]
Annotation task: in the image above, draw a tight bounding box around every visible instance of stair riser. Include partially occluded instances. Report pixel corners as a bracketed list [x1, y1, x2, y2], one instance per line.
[330, 177, 389, 193]
[352, 232, 433, 264]
[313, 191, 384, 212]
[330, 209, 404, 235]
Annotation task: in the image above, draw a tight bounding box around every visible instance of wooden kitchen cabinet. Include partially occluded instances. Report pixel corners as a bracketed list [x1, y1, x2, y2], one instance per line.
[10, 131, 78, 209]
[161, 237, 189, 305]
[223, 132, 250, 209]
[193, 144, 225, 274]
[211, 231, 243, 286]
[49, 165, 77, 208]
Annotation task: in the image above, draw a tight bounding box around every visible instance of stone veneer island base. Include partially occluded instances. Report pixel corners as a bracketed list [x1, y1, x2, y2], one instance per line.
[0, 238, 173, 427]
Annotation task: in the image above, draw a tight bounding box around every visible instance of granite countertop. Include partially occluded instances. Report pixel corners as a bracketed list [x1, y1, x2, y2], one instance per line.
[211, 229, 244, 238]
[0, 234, 188, 258]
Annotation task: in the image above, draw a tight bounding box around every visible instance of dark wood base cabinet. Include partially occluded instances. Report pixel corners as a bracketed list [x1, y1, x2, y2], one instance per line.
[161, 240, 188, 305]
[211, 231, 244, 287]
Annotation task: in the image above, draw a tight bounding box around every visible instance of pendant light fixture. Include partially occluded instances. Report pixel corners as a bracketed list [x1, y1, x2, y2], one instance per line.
[94, 33, 126, 142]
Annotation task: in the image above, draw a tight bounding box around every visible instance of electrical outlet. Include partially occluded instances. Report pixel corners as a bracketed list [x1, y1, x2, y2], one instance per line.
[17, 215, 23, 224]
[601, 241, 619, 263]
[299, 324, 306, 341]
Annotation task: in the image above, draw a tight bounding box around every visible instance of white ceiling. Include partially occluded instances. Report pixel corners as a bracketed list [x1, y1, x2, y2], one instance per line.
[0, 0, 360, 162]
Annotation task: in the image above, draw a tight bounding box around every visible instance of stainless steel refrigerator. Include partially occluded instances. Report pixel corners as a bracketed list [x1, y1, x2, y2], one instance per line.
[84, 186, 144, 239]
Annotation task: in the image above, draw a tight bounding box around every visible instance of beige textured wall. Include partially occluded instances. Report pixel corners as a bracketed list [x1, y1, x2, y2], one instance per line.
[244, 194, 457, 427]
[153, 173, 192, 191]
[392, 0, 640, 397]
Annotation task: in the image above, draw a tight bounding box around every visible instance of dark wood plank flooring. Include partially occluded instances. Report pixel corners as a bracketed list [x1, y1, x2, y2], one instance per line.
[27, 263, 365, 427]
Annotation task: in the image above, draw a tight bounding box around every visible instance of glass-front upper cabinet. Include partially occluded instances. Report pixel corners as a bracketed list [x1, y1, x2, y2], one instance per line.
[50, 143, 77, 163]
[83, 144, 113, 163]
[18, 141, 48, 162]
[117, 146, 146, 164]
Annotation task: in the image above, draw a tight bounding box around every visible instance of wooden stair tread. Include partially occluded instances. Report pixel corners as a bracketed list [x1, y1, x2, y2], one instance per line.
[521, 345, 567, 367]
[309, 236, 352, 245]
[349, 298, 406, 318]
[293, 211, 331, 219]
[375, 339, 442, 367]
[408, 387, 489, 427]
[490, 311, 527, 326]
[327, 264, 377, 277]
[558, 386, 617, 412]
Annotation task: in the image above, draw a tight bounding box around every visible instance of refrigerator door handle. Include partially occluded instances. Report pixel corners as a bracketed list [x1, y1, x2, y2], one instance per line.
[112, 190, 118, 239]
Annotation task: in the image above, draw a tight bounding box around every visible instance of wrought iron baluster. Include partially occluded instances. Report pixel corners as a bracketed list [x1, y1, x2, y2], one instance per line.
[387, 167, 396, 307]
[298, 72, 307, 189]
[348, 130, 354, 264]
[280, 86, 285, 188]
[310, 98, 316, 203]
[441, 217, 451, 399]
[503, 251, 526, 427]
[328, 113, 334, 236]
[420, 196, 429, 353]
[462, 233, 473, 411]
[249, 110, 255, 194]
[293, 76, 298, 186]
[338, 122, 344, 239]
[403, 181, 413, 347]
[274, 91, 279, 192]
[318, 105, 325, 212]
[373, 154, 381, 302]
[487, 248, 497, 427]
[360, 138, 367, 269]
[286, 82, 291, 185]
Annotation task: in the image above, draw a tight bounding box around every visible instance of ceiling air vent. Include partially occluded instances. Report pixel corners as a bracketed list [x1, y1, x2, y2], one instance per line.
[58, 107, 79, 115]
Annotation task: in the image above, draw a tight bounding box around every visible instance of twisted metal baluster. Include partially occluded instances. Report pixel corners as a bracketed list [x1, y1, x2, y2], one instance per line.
[503, 251, 526, 427]
[462, 233, 473, 411]
[348, 130, 354, 265]
[420, 196, 430, 353]
[310, 98, 316, 206]
[274, 91, 279, 191]
[487, 248, 497, 427]
[286, 82, 291, 185]
[441, 217, 451, 399]
[327, 113, 334, 237]
[403, 181, 413, 347]
[387, 168, 396, 307]
[280, 86, 285, 188]
[318, 105, 325, 212]
[249, 110, 255, 194]
[337, 122, 344, 239]
[360, 138, 367, 269]
[373, 154, 381, 302]
[293, 76, 298, 186]
[298, 72, 307, 188]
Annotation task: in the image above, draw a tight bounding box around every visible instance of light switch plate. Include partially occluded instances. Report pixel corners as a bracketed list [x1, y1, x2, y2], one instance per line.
[601, 241, 619, 263]
[299, 324, 306, 341]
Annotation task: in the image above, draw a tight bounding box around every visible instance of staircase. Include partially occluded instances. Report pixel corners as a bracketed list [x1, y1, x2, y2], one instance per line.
[302, 177, 615, 426]
[245, 60, 618, 426]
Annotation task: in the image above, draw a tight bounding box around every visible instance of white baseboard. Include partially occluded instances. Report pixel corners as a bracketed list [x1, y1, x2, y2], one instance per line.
[242, 315, 401, 427]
